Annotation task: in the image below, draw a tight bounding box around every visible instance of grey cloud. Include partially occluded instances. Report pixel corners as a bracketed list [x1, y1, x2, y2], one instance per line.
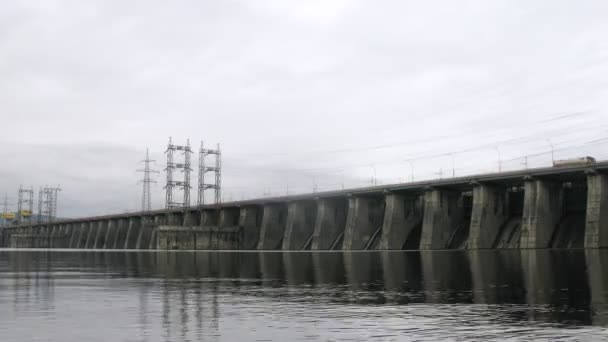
[1, 0, 607, 217]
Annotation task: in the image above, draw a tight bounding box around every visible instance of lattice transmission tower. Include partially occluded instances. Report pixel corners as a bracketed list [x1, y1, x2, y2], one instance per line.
[38, 186, 61, 224]
[1, 193, 11, 227]
[137, 148, 159, 212]
[17, 185, 34, 225]
[164, 138, 193, 209]
[198, 142, 222, 205]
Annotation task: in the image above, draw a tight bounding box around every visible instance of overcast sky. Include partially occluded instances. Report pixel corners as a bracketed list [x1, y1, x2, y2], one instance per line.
[1, 0, 608, 217]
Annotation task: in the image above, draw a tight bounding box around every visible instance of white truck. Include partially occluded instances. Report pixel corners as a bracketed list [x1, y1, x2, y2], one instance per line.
[552, 156, 596, 167]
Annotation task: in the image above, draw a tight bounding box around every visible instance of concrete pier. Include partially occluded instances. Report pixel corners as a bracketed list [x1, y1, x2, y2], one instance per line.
[124, 218, 141, 249]
[219, 208, 240, 226]
[468, 184, 508, 249]
[520, 179, 563, 249]
[93, 221, 107, 249]
[585, 172, 608, 248]
[257, 204, 287, 250]
[342, 197, 385, 250]
[157, 226, 195, 250]
[77, 222, 90, 248]
[68, 224, 78, 248]
[136, 225, 154, 249]
[239, 206, 261, 250]
[201, 210, 219, 226]
[3, 161, 608, 251]
[112, 219, 128, 249]
[85, 222, 98, 249]
[419, 189, 464, 250]
[311, 198, 348, 250]
[282, 201, 317, 250]
[102, 220, 116, 249]
[377, 194, 423, 250]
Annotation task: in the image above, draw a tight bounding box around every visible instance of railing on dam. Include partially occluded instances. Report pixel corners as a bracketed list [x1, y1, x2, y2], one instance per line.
[2, 161, 608, 250]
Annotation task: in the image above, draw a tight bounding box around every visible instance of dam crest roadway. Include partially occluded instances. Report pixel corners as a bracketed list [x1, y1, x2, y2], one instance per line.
[2, 160, 608, 251]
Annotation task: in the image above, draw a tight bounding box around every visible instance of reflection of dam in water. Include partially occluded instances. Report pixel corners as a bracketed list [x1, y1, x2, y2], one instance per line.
[2, 161, 608, 251]
[2, 250, 607, 327]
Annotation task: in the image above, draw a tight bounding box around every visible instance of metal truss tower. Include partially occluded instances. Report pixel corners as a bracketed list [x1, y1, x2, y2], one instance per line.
[37, 187, 43, 224]
[137, 148, 159, 212]
[164, 138, 193, 209]
[1, 194, 10, 227]
[198, 142, 222, 205]
[17, 185, 34, 225]
[39, 186, 61, 224]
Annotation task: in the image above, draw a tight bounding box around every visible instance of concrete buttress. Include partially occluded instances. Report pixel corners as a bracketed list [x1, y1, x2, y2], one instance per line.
[68, 224, 78, 248]
[282, 201, 317, 250]
[239, 206, 261, 249]
[520, 179, 562, 248]
[77, 222, 90, 248]
[342, 197, 385, 250]
[85, 222, 98, 249]
[257, 204, 287, 250]
[219, 208, 240, 227]
[585, 172, 608, 248]
[124, 218, 141, 249]
[112, 219, 128, 249]
[93, 221, 107, 249]
[103, 220, 116, 249]
[311, 198, 348, 250]
[468, 184, 508, 249]
[419, 189, 464, 250]
[377, 194, 423, 250]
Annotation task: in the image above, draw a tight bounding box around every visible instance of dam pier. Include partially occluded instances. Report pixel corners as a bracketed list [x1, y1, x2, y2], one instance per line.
[2, 162, 608, 250]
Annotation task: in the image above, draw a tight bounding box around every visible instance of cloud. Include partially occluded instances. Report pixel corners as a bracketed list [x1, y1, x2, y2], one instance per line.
[1, 0, 608, 216]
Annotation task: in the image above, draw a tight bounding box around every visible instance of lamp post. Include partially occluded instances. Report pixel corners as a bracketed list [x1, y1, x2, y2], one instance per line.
[405, 160, 415, 182]
[546, 139, 555, 164]
[449, 153, 455, 177]
[370, 165, 377, 185]
[494, 146, 502, 173]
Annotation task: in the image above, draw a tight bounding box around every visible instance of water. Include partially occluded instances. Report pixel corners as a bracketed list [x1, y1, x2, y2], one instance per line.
[0, 250, 607, 341]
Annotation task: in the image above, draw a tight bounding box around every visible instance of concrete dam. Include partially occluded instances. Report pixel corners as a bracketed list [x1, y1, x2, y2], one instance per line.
[2, 161, 608, 250]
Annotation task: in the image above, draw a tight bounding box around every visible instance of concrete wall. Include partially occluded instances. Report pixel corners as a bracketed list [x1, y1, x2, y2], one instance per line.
[157, 226, 242, 250]
[93, 221, 107, 249]
[377, 194, 423, 250]
[157, 226, 195, 250]
[124, 217, 141, 249]
[220, 208, 240, 226]
[311, 198, 348, 250]
[419, 189, 464, 250]
[257, 204, 288, 250]
[468, 184, 508, 249]
[1, 167, 604, 251]
[9, 234, 68, 248]
[282, 201, 317, 250]
[201, 210, 220, 226]
[342, 197, 385, 250]
[102, 220, 116, 249]
[585, 172, 608, 248]
[113, 219, 129, 249]
[520, 179, 563, 249]
[239, 206, 262, 249]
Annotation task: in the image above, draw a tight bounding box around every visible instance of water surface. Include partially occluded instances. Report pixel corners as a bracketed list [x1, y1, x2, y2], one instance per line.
[0, 249, 607, 341]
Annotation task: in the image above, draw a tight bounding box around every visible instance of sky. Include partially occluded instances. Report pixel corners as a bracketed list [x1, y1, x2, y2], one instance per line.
[1, 0, 608, 217]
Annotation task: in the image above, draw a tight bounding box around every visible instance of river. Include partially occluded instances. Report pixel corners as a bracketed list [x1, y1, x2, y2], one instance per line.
[0, 249, 607, 341]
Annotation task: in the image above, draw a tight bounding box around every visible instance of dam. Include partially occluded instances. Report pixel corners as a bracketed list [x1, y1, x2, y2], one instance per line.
[2, 161, 607, 250]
